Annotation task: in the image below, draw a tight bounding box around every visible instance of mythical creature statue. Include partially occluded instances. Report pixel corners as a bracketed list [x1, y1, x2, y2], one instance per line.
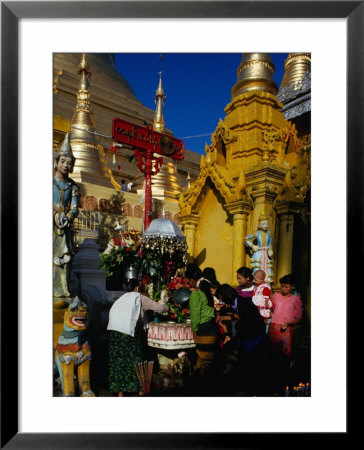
[55, 296, 95, 397]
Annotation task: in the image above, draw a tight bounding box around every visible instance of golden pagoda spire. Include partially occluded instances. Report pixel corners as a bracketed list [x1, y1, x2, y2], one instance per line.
[134, 64, 181, 201]
[70, 53, 120, 189]
[231, 53, 278, 98]
[71, 53, 97, 143]
[153, 71, 166, 133]
[279, 53, 311, 91]
[133, 156, 182, 201]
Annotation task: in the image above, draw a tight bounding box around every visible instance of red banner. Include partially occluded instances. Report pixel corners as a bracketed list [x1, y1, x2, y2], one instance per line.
[112, 117, 185, 160]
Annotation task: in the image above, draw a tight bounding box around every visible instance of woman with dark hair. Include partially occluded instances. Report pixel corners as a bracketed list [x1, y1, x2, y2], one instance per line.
[202, 267, 220, 307]
[188, 266, 219, 382]
[202, 267, 217, 283]
[268, 274, 302, 390]
[185, 263, 201, 281]
[107, 279, 168, 396]
[217, 283, 266, 396]
[236, 266, 254, 299]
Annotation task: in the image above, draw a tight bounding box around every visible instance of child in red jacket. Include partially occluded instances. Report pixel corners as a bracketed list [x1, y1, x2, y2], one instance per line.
[252, 270, 273, 333]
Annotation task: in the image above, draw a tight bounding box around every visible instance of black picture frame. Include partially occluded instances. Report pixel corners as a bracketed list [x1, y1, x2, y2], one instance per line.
[1, 1, 358, 448]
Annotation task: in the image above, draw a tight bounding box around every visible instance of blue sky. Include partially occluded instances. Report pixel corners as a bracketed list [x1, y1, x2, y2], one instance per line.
[114, 53, 288, 154]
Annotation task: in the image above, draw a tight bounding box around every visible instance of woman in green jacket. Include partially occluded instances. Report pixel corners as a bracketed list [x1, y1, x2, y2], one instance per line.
[186, 265, 219, 380]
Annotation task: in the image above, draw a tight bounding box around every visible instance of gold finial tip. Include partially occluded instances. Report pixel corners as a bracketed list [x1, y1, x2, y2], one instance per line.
[78, 53, 90, 75]
[155, 72, 165, 98]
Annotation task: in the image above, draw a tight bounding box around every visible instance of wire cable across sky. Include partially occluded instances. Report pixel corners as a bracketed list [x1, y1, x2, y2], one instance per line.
[114, 53, 288, 154]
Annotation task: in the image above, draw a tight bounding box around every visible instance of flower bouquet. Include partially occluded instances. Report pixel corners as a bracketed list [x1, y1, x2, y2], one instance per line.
[100, 230, 143, 278]
[139, 235, 189, 323]
[168, 276, 191, 290]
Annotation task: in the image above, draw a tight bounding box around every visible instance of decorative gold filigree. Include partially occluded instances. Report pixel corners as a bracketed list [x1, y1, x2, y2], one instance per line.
[211, 119, 235, 146]
[298, 133, 311, 151]
[261, 124, 302, 163]
[262, 128, 280, 162]
[178, 161, 247, 216]
[53, 69, 62, 94]
[202, 120, 236, 167]
[277, 145, 311, 203]
[280, 125, 300, 152]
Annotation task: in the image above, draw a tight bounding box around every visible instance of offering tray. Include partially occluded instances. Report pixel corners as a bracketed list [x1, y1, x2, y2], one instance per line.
[147, 321, 195, 350]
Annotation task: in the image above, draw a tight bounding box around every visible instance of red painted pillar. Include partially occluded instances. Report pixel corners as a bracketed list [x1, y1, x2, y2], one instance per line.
[144, 149, 153, 231]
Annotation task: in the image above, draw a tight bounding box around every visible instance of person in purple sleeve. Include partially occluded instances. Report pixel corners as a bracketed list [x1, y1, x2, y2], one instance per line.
[236, 266, 255, 299]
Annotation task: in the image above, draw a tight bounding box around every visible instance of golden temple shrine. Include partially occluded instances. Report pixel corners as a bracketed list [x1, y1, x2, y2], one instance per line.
[179, 53, 310, 307]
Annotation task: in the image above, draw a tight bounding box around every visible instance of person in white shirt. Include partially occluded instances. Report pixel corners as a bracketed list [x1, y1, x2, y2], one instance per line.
[107, 279, 168, 396]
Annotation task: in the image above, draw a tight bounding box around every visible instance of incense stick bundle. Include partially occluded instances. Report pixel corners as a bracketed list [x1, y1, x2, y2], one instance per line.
[135, 364, 145, 391]
[135, 361, 154, 393]
[146, 361, 154, 393]
[167, 363, 176, 387]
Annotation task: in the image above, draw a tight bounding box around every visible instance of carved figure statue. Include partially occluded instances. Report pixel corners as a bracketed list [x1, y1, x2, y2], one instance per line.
[53, 133, 80, 308]
[54, 296, 95, 397]
[173, 351, 192, 378]
[245, 213, 274, 282]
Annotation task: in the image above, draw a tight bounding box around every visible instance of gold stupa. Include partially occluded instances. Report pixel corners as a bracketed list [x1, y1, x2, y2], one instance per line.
[231, 53, 278, 97]
[69, 54, 120, 189]
[277, 53, 311, 128]
[279, 53, 311, 91]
